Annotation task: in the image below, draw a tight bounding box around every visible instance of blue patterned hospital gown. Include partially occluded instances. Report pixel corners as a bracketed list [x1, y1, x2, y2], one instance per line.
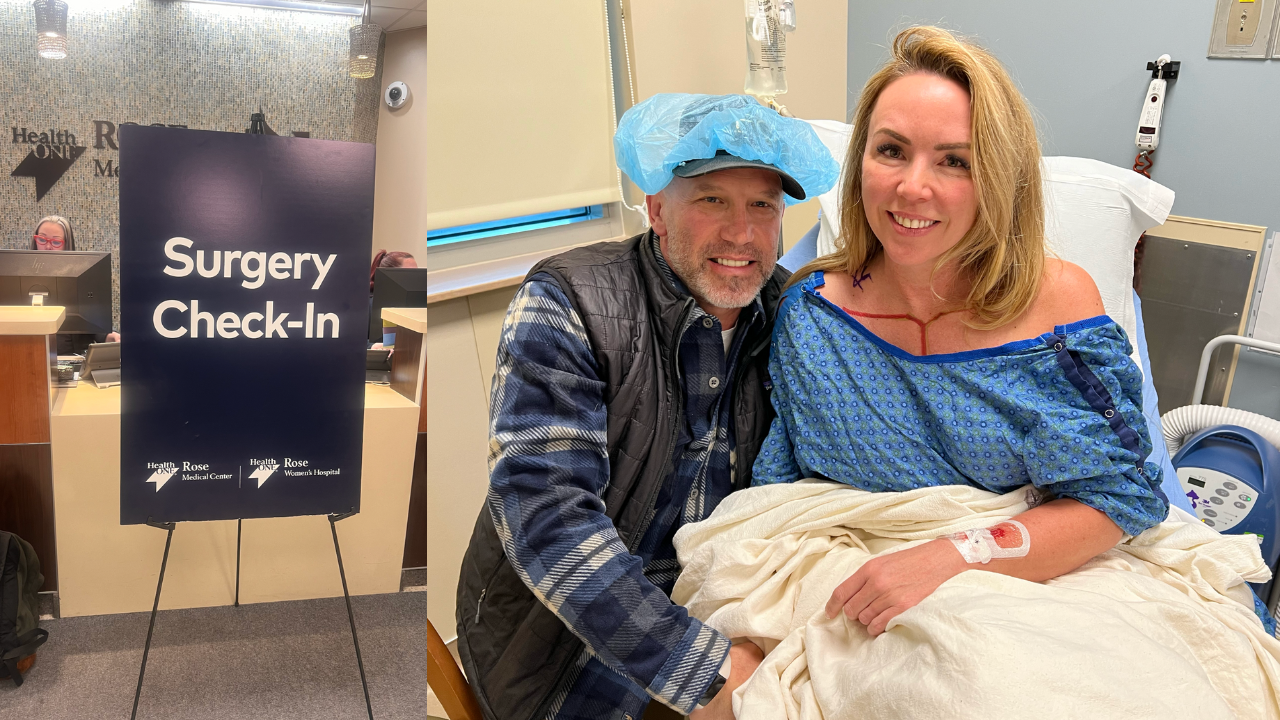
[752, 271, 1170, 536]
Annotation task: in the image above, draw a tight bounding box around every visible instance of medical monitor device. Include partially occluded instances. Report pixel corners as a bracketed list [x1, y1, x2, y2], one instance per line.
[369, 267, 428, 343]
[0, 249, 113, 336]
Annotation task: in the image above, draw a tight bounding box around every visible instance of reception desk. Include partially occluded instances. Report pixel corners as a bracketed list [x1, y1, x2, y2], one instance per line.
[380, 307, 428, 573]
[0, 306, 65, 594]
[50, 381, 419, 617]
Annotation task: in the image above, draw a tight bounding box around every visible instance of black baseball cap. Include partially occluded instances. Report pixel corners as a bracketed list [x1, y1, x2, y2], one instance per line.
[671, 149, 806, 200]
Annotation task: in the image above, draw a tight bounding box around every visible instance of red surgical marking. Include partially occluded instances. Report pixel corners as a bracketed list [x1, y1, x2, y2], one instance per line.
[840, 306, 964, 356]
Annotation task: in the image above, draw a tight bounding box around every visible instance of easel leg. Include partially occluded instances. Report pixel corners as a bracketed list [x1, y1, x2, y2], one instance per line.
[329, 511, 374, 720]
[132, 521, 176, 720]
[234, 518, 242, 608]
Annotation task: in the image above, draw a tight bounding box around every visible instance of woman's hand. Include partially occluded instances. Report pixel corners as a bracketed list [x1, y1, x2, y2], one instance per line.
[826, 539, 966, 636]
[688, 641, 765, 720]
[827, 500, 1126, 637]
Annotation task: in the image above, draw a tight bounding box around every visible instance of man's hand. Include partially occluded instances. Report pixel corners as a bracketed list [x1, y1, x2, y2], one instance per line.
[688, 641, 765, 720]
[826, 539, 966, 636]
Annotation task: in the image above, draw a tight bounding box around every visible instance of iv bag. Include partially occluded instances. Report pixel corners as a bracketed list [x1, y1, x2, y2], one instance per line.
[744, 0, 794, 99]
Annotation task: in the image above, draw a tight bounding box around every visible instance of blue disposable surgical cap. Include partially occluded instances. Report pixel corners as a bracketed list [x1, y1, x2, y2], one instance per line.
[614, 93, 839, 205]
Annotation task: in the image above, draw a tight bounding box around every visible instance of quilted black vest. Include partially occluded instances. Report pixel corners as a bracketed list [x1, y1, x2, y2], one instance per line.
[455, 231, 788, 720]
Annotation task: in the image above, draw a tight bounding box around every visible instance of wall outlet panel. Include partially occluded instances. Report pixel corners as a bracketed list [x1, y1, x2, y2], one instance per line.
[1209, 0, 1279, 57]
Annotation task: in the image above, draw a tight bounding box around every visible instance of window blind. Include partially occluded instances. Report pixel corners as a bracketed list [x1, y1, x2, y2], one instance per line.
[426, 0, 620, 231]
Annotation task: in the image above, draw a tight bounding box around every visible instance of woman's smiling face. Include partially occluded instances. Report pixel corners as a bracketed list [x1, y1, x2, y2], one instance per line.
[860, 72, 977, 270]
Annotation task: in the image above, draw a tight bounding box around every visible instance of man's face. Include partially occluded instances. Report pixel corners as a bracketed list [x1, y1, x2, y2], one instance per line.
[647, 168, 785, 311]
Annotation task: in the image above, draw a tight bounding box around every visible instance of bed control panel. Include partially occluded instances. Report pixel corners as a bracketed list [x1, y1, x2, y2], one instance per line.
[1178, 466, 1258, 532]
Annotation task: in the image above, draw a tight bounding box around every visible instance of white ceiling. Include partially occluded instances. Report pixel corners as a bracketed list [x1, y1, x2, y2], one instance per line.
[309, 0, 425, 32]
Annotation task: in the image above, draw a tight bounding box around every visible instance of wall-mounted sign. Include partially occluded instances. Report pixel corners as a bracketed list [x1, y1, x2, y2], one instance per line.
[9, 127, 85, 200]
[7, 119, 314, 199]
[118, 125, 374, 524]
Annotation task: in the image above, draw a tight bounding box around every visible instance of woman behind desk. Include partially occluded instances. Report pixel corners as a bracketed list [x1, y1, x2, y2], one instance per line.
[368, 249, 417, 349]
[31, 215, 120, 350]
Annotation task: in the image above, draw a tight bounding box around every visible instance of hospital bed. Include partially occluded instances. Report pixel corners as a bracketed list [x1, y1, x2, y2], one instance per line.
[779, 220, 1194, 514]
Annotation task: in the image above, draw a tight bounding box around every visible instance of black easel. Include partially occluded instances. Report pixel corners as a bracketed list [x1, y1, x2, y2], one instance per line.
[130, 520, 173, 720]
[129, 512, 374, 720]
[230, 107, 268, 612]
[234, 519, 242, 607]
[128, 108, 372, 718]
[330, 510, 375, 719]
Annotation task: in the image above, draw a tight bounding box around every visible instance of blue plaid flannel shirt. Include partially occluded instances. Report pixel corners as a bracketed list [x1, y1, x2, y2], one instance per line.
[486, 236, 764, 719]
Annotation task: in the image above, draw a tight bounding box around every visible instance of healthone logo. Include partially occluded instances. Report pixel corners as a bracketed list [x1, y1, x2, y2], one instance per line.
[248, 458, 280, 488]
[10, 127, 85, 200]
[145, 462, 179, 491]
[10, 119, 313, 201]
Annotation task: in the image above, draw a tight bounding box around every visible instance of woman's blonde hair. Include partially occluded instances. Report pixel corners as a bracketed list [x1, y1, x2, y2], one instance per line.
[793, 26, 1044, 329]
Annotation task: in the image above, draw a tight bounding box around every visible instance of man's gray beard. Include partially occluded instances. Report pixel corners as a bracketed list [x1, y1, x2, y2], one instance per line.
[663, 227, 776, 310]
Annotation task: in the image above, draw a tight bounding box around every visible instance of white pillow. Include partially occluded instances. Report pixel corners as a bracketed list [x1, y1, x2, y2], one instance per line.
[804, 119, 853, 258]
[802, 120, 1175, 365]
[1039, 156, 1174, 361]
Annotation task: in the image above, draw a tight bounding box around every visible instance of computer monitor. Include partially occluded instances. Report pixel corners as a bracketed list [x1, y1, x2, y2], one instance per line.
[0, 250, 113, 340]
[369, 267, 428, 343]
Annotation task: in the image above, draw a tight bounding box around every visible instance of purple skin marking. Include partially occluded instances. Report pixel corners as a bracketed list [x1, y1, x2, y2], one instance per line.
[851, 270, 871, 290]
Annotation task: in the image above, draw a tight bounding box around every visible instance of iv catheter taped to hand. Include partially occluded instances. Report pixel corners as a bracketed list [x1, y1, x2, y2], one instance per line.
[946, 520, 1031, 564]
[613, 93, 839, 205]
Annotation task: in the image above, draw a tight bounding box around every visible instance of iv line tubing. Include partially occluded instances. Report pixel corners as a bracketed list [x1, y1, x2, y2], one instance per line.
[604, 0, 647, 220]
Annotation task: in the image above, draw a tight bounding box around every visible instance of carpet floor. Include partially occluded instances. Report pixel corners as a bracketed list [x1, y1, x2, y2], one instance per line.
[0, 592, 431, 720]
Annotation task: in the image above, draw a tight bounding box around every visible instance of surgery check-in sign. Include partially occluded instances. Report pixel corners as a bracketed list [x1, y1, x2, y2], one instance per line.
[118, 125, 373, 524]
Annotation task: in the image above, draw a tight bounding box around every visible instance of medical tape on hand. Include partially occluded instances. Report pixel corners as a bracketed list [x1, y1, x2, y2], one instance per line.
[945, 520, 1031, 564]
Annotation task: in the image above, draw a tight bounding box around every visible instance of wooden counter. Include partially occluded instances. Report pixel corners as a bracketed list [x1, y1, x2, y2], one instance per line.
[0, 305, 65, 335]
[0, 305, 64, 592]
[381, 307, 429, 571]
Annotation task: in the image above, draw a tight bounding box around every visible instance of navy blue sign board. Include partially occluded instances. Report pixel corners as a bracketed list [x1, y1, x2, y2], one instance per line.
[118, 125, 373, 525]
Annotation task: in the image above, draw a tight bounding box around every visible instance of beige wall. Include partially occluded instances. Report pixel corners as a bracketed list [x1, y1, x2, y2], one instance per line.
[426, 286, 518, 638]
[374, 28, 428, 260]
[626, 0, 848, 249]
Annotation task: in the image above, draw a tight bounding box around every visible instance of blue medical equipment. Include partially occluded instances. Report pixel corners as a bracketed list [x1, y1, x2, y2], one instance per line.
[1172, 425, 1280, 602]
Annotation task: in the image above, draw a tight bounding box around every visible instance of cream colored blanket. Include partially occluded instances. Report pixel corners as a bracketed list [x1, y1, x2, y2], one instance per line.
[672, 481, 1280, 719]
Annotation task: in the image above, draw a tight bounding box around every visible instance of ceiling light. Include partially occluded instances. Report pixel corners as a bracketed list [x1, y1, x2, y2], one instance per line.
[182, 0, 362, 15]
[34, 0, 68, 60]
[348, 0, 382, 79]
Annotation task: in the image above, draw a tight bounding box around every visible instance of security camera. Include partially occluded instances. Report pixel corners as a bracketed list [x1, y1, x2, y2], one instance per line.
[385, 81, 410, 109]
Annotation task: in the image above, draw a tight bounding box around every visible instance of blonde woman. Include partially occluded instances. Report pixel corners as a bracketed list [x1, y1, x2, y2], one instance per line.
[752, 27, 1170, 637]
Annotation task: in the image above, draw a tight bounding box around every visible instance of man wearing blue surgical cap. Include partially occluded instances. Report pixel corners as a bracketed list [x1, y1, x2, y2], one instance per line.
[456, 94, 838, 720]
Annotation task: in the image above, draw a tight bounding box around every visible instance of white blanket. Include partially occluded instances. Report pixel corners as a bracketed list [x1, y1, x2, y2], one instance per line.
[672, 481, 1280, 719]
